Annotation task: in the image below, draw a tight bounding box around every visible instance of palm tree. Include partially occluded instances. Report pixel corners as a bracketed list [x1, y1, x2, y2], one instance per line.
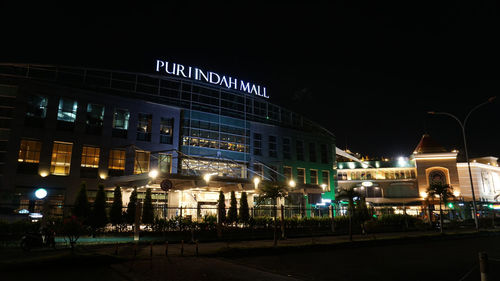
[256, 181, 288, 246]
[426, 182, 455, 233]
[336, 187, 360, 241]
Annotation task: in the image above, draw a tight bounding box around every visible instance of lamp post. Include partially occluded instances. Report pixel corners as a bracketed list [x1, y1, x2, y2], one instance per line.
[428, 96, 496, 231]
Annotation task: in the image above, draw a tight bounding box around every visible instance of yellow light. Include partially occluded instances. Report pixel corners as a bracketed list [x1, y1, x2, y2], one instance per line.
[414, 156, 457, 160]
[253, 177, 260, 188]
[453, 191, 460, 197]
[99, 173, 107, 180]
[320, 183, 327, 190]
[204, 173, 212, 183]
[148, 169, 158, 179]
[39, 171, 48, 178]
[288, 179, 296, 188]
[420, 192, 428, 199]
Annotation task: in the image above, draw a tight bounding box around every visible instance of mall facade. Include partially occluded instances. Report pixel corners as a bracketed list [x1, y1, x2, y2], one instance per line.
[336, 134, 500, 215]
[0, 63, 336, 220]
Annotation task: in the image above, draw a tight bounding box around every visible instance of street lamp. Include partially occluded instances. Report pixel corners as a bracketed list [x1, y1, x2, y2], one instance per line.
[148, 169, 158, 179]
[253, 177, 260, 189]
[428, 96, 496, 231]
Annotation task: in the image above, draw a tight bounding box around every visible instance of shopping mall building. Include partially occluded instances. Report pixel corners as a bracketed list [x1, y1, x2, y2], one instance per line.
[0, 62, 337, 219]
[336, 134, 500, 215]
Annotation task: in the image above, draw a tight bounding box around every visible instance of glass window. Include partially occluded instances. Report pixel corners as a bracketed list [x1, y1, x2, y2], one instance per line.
[321, 171, 330, 188]
[134, 150, 150, 174]
[253, 163, 263, 178]
[81, 146, 99, 168]
[320, 144, 328, 164]
[160, 117, 174, 144]
[18, 139, 41, 163]
[86, 104, 104, 127]
[108, 149, 126, 170]
[310, 169, 318, 184]
[268, 135, 277, 158]
[283, 138, 291, 159]
[297, 168, 305, 184]
[283, 166, 292, 181]
[296, 140, 304, 161]
[113, 108, 130, 130]
[309, 142, 316, 162]
[269, 165, 278, 182]
[253, 133, 262, 156]
[57, 98, 78, 122]
[137, 113, 152, 141]
[50, 141, 73, 176]
[159, 153, 172, 174]
[26, 94, 47, 118]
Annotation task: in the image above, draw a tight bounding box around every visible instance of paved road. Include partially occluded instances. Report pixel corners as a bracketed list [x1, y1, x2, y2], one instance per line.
[3, 231, 500, 281]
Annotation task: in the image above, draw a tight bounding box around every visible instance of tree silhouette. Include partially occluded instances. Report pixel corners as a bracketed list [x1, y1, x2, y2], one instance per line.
[426, 182, 455, 233]
[90, 184, 108, 231]
[109, 186, 123, 229]
[125, 187, 138, 224]
[336, 187, 360, 241]
[142, 188, 154, 225]
[239, 191, 250, 224]
[217, 191, 226, 224]
[227, 191, 238, 225]
[256, 181, 288, 246]
[73, 182, 91, 225]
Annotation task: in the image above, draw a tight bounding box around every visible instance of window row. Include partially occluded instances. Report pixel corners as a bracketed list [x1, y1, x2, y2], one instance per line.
[256, 165, 330, 188]
[337, 169, 416, 181]
[182, 136, 249, 153]
[25, 94, 174, 144]
[17, 139, 172, 177]
[253, 133, 330, 163]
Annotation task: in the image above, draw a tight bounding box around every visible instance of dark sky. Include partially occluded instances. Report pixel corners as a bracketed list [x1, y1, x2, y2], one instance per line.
[1, 2, 499, 159]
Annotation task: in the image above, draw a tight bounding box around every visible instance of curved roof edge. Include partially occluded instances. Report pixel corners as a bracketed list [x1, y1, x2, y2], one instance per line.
[0, 63, 336, 138]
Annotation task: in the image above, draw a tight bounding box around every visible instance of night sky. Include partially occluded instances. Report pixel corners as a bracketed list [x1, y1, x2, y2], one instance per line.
[2, 2, 499, 159]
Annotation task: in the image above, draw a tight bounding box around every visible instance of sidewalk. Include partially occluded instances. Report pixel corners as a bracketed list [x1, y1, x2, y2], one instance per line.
[92, 229, 491, 258]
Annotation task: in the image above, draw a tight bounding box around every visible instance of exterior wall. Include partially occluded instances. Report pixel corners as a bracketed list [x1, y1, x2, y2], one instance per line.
[414, 156, 460, 195]
[0, 64, 337, 218]
[250, 121, 336, 203]
[457, 163, 500, 202]
[2, 80, 181, 206]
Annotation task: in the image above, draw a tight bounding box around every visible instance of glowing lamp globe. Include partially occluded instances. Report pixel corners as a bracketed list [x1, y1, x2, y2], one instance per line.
[35, 188, 47, 199]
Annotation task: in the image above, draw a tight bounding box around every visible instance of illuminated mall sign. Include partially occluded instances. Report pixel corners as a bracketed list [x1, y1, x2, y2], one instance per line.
[155, 60, 269, 98]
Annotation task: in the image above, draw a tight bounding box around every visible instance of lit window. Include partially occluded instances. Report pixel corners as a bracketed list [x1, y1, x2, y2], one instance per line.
[108, 149, 126, 170]
[113, 108, 130, 130]
[137, 113, 152, 141]
[310, 169, 318, 184]
[159, 153, 172, 174]
[297, 168, 305, 184]
[57, 98, 77, 122]
[50, 141, 73, 176]
[134, 150, 150, 174]
[26, 94, 48, 119]
[86, 104, 104, 128]
[18, 139, 41, 163]
[321, 171, 330, 188]
[160, 117, 174, 144]
[81, 146, 100, 168]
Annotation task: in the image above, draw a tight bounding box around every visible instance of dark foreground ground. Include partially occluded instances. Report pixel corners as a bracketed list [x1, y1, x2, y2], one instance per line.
[2, 232, 500, 281]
